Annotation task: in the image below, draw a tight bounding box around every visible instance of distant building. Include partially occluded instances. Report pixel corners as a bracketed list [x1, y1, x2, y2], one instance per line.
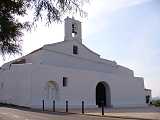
[0, 17, 147, 108]
[144, 89, 152, 104]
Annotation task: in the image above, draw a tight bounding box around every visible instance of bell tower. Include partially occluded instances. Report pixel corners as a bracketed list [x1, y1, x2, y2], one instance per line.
[64, 17, 82, 43]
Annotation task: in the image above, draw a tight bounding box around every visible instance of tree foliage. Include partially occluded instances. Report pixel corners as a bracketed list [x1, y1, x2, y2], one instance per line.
[152, 99, 160, 107]
[0, 0, 87, 56]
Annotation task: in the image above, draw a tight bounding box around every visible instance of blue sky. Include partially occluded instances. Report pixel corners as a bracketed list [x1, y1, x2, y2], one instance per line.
[0, 0, 160, 97]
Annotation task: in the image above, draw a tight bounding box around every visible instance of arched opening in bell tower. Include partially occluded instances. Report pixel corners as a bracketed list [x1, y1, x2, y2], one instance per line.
[72, 23, 77, 37]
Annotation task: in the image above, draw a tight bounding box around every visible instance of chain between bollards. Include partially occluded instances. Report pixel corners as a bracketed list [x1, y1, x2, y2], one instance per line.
[42, 100, 104, 114]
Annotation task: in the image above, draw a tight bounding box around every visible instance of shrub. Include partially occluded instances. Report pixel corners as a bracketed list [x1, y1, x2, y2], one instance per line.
[151, 100, 160, 107]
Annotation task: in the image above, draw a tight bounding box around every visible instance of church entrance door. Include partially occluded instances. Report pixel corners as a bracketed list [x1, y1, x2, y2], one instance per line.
[96, 82, 111, 107]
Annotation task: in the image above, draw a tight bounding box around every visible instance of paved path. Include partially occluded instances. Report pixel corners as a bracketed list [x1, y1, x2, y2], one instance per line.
[0, 106, 160, 120]
[0, 107, 133, 120]
[85, 107, 160, 120]
[58, 106, 160, 120]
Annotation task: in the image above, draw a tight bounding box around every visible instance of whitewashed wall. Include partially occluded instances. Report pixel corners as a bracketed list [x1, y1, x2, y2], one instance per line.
[0, 62, 146, 108]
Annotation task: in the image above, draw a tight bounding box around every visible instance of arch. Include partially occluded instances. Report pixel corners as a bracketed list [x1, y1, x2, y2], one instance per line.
[47, 81, 58, 89]
[96, 81, 111, 107]
[45, 81, 58, 100]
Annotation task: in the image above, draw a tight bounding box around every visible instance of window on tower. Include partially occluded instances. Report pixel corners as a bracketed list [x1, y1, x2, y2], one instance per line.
[73, 45, 78, 55]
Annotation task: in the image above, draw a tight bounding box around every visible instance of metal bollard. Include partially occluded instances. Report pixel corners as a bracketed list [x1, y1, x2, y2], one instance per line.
[82, 101, 84, 114]
[66, 100, 68, 112]
[101, 101, 104, 115]
[42, 100, 45, 111]
[53, 100, 55, 112]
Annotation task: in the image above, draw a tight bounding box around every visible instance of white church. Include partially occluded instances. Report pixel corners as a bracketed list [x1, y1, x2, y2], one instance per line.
[0, 17, 147, 108]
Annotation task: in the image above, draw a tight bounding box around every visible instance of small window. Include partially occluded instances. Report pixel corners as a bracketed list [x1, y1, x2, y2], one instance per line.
[73, 45, 78, 55]
[63, 77, 68, 87]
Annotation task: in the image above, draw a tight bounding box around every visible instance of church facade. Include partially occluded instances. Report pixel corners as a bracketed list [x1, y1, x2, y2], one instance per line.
[0, 17, 146, 108]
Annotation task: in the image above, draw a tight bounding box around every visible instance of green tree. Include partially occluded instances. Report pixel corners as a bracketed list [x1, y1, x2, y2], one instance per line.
[0, 0, 87, 56]
[152, 99, 160, 107]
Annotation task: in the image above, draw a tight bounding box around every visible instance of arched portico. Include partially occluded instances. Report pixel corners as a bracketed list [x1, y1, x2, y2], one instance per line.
[44, 81, 58, 100]
[96, 81, 111, 107]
